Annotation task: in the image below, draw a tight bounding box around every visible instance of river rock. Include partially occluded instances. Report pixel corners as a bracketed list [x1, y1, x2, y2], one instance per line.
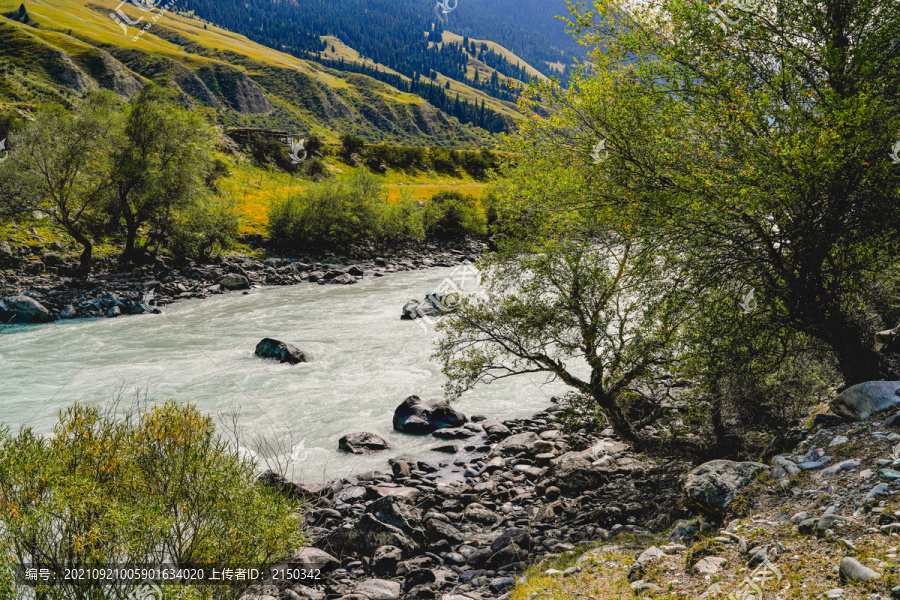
[367, 495, 425, 540]
[320, 512, 419, 558]
[682, 460, 769, 514]
[287, 547, 341, 572]
[544, 451, 610, 492]
[354, 578, 401, 600]
[328, 273, 357, 285]
[830, 381, 900, 421]
[339, 432, 390, 455]
[393, 395, 467, 434]
[497, 431, 553, 456]
[0, 295, 53, 323]
[218, 274, 250, 290]
[839, 557, 880, 581]
[255, 338, 311, 364]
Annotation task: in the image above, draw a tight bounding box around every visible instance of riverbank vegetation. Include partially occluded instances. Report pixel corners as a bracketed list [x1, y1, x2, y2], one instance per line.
[267, 173, 488, 253]
[0, 401, 304, 600]
[0, 87, 498, 274]
[436, 0, 900, 459]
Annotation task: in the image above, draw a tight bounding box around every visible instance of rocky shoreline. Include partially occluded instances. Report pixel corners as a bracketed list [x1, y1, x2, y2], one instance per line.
[250, 394, 696, 600]
[239, 382, 900, 600]
[0, 240, 487, 324]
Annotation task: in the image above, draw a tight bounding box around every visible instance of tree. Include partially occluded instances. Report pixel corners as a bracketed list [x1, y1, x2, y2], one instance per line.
[108, 84, 215, 263]
[516, 0, 900, 385]
[435, 234, 689, 450]
[7, 93, 118, 275]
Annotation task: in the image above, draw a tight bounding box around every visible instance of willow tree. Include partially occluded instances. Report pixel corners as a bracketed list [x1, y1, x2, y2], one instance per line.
[435, 231, 691, 450]
[5, 93, 119, 275]
[514, 0, 900, 385]
[109, 83, 215, 263]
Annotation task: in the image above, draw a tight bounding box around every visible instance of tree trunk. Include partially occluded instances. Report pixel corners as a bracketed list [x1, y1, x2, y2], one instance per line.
[70, 230, 93, 276]
[592, 388, 642, 449]
[122, 208, 138, 263]
[821, 314, 885, 385]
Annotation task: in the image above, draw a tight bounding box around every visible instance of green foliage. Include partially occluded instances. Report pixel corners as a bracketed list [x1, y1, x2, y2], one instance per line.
[435, 232, 690, 449]
[246, 131, 301, 175]
[268, 171, 387, 252]
[429, 146, 460, 174]
[108, 83, 216, 261]
[167, 195, 241, 260]
[512, 0, 900, 388]
[339, 134, 366, 160]
[0, 401, 304, 600]
[1, 91, 119, 274]
[423, 191, 487, 241]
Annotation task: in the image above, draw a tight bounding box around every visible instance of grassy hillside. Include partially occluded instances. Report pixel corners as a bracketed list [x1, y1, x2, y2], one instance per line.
[0, 0, 528, 145]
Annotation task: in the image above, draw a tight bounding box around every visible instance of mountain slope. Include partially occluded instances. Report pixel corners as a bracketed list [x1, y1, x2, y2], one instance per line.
[0, 0, 515, 144]
[172, 0, 574, 90]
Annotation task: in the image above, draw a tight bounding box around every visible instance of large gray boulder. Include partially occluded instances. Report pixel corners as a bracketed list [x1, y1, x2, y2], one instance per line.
[830, 381, 900, 421]
[354, 579, 401, 600]
[544, 451, 612, 492]
[218, 274, 250, 290]
[392, 395, 467, 434]
[317, 496, 425, 559]
[683, 460, 769, 514]
[339, 432, 390, 455]
[0, 295, 53, 323]
[255, 338, 311, 364]
[496, 432, 554, 456]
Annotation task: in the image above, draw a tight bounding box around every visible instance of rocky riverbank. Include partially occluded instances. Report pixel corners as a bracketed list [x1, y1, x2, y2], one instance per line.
[0, 240, 486, 324]
[247, 394, 696, 600]
[236, 382, 900, 600]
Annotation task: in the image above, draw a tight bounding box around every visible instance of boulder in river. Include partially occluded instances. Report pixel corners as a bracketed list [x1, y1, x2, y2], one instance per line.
[218, 274, 250, 290]
[0, 295, 54, 323]
[682, 460, 769, 515]
[339, 432, 390, 455]
[255, 338, 311, 364]
[328, 273, 357, 285]
[400, 293, 457, 320]
[829, 381, 900, 421]
[392, 395, 467, 434]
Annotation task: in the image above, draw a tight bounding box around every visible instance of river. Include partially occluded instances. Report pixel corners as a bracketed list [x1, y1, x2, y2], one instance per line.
[0, 266, 568, 481]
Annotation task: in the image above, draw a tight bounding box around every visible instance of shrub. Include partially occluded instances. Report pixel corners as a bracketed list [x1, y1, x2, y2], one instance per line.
[423, 191, 487, 240]
[0, 401, 305, 600]
[168, 195, 241, 259]
[339, 134, 366, 161]
[268, 171, 382, 251]
[377, 192, 425, 243]
[304, 133, 325, 158]
[429, 146, 459, 174]
[303, 157, 329, 180]
[268, 172, 430, 251]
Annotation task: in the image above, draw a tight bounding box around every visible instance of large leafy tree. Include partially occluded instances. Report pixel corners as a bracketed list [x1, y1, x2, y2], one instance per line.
[435, 230, 691, 450]
[4, 93, 119, 275]
[108, 84, 215, 263]
[515, 0, 900, 384]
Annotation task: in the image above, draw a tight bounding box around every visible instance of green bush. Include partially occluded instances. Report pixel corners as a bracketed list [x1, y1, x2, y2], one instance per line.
[378, 192, 424, 242]
[429, 146, 460, 174]
[339, 134, 365, 161]
[268, 171, 383, 251]
[0, 401, 305, 600]
[302, 157, 329, 179]
[245, 132, 300, 174]
[168, 195, 241, 259]
[423, 191, 487, 240]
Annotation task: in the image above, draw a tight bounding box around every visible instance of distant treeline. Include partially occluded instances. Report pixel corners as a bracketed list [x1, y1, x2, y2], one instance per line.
[319, 57, 513, 133]
[334, 135, 505, 179]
